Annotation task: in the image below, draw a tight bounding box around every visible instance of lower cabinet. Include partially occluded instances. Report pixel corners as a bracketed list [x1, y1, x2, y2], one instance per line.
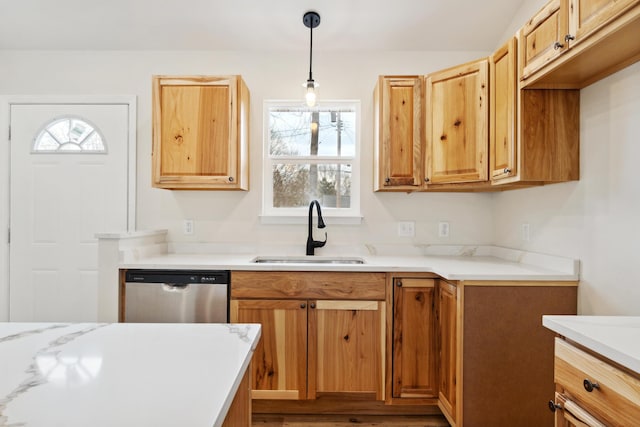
[230, 271, 386, 402]
[388, 276, 438, 401]
[552, 338, 640, 426]
[437, 280, 458, 424]
[230, 299, 307, 400]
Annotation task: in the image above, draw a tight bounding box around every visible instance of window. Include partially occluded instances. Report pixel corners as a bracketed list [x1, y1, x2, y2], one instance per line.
[33, 117, 106, 153]
[263, 101, 360, 222]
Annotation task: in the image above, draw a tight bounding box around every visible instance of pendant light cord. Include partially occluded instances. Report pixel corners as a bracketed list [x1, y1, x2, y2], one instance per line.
[308, 24, 314, 81]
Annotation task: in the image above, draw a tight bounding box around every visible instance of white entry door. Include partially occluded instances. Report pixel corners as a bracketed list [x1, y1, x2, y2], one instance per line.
[9, 102, 131, 322]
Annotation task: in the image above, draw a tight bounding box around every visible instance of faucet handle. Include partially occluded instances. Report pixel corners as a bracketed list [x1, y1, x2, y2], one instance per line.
[313, 232, 327, 248]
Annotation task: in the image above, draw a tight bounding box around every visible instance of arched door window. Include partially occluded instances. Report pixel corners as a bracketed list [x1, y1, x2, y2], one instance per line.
[33, 117, 107, 153]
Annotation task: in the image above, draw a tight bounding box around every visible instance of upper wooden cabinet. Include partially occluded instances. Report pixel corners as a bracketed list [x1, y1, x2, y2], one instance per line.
[152, 75, 249, 190]
[519, 0, 640, 88]
[373, 76, 423, 191]
[490, 38, 518, 183]
[425, 59, 489, 186]
[519, 0, 570, 81]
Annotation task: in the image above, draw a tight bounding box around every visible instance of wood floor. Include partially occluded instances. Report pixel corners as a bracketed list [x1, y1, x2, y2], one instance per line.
[252, 414, 450, 426]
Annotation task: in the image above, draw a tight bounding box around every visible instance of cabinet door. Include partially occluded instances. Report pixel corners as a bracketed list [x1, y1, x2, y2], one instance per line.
[392, 278, 437, 399]
[568, 0, 638, 46]
[519, 0, 569, 80]
[425, 59, 488, 184]
[308, 300, 385, 400]
[152, 75, 249, 190]
[374, 76, 423, 191]
[437, 280, 458, 425]
[490, 37, 518, 183]
[230, 299, 307, 400]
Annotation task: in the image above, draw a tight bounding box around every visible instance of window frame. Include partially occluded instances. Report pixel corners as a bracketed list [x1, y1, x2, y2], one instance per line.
[261, 100, 362, 224]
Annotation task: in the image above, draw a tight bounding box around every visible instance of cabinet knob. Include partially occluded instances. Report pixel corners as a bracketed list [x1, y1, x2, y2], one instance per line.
[553, 41, 565, 50]
[564, 34, 575, 43]
[310, 302, 316, 309]
[548, 400, 562, 413]
[228, 176, 234, 182]
[396, 280, 403, 287]
[300, 303, 306, 309]
[583, 379, 600, 392]
[424, 177, 430, 183]
[385, 177, 391, 184]
[503, 168, 511, 174]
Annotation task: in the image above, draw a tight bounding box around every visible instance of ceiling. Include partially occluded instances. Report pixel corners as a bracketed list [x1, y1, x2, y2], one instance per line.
[0, 0, 526, 51]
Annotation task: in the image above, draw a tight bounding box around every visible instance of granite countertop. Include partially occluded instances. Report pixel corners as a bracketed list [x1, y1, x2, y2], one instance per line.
[543, 315, 640, 374]
[0, 322, 261, 427]
[118, 244, 580, 281]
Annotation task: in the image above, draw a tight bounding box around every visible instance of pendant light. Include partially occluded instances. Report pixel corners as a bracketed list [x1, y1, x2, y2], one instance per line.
[303, 11, 320, 107]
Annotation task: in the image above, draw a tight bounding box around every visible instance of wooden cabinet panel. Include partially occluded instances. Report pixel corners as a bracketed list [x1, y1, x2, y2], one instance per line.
[152, 75, 249, 190]
[519, 0, 569, 81]
[569, 0, 639, 46]
[425, 59, 488, 185]
[520, 0, 640, 88]
[230, 299, 307, 400]
[231, 271, 386, 300]
[437, 280, 458, 425]
[374, 76, 423, 191]
[555, 338, 640, 426]
[490, 38, 517, 182]
[309, 300, 385, 400]
[392, 278, 437, 399]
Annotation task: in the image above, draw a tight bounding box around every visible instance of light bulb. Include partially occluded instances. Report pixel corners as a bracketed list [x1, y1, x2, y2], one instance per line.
[305, 80, 317, 107]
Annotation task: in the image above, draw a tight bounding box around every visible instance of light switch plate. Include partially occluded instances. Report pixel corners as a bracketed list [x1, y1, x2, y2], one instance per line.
[183, 219, 194, 235]
[397, 221, 415, 237]
[438, 222, 450, 238]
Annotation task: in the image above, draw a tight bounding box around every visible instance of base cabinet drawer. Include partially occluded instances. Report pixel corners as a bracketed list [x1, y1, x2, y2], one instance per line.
[554, 338, 640, 426]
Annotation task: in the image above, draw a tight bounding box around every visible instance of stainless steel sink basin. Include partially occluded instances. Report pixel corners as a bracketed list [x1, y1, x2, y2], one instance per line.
[252, 256, 365, 265]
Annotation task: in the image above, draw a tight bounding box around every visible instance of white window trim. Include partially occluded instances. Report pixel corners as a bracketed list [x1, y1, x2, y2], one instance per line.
[261, 100, 362, 225]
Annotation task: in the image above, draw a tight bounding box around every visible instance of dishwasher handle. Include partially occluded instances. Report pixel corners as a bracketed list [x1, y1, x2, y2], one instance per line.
[163, 283, 190, 291]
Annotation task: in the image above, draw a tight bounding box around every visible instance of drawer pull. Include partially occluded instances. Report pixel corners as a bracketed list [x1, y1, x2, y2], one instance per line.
[548, 400, 562, 412]
[583, 378, 600, 392]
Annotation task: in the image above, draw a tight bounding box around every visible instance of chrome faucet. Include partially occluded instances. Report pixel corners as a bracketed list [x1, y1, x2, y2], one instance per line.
[306, 200, 327, 256]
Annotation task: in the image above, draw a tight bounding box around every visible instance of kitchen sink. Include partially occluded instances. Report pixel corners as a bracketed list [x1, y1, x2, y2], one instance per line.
[252, 256, 365, 265]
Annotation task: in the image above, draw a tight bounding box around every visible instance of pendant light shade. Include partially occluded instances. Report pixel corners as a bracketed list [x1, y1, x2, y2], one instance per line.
[303, 11, 320, 107]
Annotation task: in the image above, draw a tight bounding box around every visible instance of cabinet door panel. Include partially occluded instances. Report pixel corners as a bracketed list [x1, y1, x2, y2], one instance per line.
[392, 278, 437, 398]
[309, 300, 385, 400]
[374, 76, 422, 190]
[231, 299, 307, 400]
[569, 0, 638, 45]
[519, 0, 569, 80]
[425, 59, 488, 184]
[437, 281, 458, 424]
[490, 38, 517, 182]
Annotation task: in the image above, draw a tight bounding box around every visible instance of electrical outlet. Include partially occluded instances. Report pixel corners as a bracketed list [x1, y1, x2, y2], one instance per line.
[397, 221, 415, 237]
[183, 219, 194, 235]
[522, 223, 531, 241]
[438, 222, 450, 238]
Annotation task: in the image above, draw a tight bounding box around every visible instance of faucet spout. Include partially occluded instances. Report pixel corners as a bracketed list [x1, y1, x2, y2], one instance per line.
[306, 200, 327, 256]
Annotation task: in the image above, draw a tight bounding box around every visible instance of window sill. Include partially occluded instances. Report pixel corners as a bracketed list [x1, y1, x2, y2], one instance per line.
[259, 214, 363, 226]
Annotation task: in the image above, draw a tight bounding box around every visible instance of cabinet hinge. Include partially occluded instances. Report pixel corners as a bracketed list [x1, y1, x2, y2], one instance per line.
[7, 228, 10, 244]
[8, 125, 11, 141]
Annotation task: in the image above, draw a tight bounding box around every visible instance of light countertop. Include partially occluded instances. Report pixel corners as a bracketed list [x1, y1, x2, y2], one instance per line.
[119, 245, 579, 281]
[543, 315, 640, 374]
[0, 322, 261, 427]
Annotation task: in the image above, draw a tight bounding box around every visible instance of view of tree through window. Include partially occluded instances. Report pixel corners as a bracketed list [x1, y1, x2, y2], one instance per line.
[267, 104, 357, 211]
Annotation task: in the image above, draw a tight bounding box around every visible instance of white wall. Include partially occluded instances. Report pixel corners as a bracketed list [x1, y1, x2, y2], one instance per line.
[492, 0, 640, 315]
[0, 49, 494, 260]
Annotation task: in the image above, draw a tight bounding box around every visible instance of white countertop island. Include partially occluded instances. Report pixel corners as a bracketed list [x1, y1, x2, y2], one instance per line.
[0, 322, 261, 427]
[543, 315, 640, 374]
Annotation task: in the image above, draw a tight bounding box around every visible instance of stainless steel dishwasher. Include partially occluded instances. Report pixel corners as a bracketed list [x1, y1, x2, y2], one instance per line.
[123, 269, 230, 323]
